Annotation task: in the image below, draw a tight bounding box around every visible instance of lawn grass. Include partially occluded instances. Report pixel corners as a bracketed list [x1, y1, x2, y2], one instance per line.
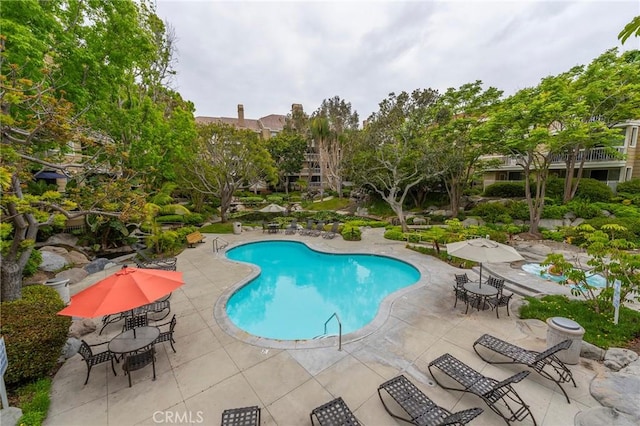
[14, 378, 52, 426]
[199, 222, 234, 233]
[304, 197, 351, 211]
[520, 295, 640, 349]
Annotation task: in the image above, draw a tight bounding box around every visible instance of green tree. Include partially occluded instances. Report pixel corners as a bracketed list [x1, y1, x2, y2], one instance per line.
[183, 123, 277, 222]
[619, 16, 640, 44]
[422, 81, 502, 216]
[347, 90, 442, 232]
[266, 131, 307, 194]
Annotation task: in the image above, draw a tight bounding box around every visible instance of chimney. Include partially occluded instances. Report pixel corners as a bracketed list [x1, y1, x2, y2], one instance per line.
[238, 104, 245, 127]
[292, 103, 303, 114]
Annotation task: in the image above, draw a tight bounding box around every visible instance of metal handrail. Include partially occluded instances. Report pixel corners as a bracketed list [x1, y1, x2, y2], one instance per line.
[323, 312, 342, 351]
[212, 237, 229, 253]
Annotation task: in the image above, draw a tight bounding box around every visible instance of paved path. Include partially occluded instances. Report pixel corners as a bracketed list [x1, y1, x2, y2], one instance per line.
[45, 228, 607, 426]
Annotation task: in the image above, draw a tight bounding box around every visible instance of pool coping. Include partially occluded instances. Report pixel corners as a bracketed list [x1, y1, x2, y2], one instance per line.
[213, 237, 431, 350]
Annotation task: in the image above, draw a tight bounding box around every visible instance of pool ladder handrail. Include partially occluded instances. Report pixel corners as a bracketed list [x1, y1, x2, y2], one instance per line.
[212, 237, 229, 253]
[322, 312, 342, 351]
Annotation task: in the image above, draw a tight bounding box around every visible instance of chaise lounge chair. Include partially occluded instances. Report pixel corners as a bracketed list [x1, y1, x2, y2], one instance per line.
[299, 220, 315, 236]
[285, 219, 298, 235]
[132, 243, 177, 271]
[428, 353, 536, 425]
[473, 334, 576, 403]
[378, 375, 483, 425]
[310, 397, 361, 426]
[322, 221, 340, 239]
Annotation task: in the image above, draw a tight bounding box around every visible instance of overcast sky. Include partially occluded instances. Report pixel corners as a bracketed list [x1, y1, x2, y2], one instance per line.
[155, 0, 639, 123]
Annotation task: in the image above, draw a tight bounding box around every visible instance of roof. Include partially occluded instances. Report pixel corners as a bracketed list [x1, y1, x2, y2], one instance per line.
[258, 114, 286, 131]
[195, 113, 286, 134]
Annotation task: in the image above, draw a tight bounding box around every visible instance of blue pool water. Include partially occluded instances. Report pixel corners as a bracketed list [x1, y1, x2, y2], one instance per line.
[521, 263, 607, 288]
[225, 241, 421, 340]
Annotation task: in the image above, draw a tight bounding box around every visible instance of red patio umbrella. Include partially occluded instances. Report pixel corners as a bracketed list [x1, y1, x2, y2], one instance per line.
[58, 266, 184, 318]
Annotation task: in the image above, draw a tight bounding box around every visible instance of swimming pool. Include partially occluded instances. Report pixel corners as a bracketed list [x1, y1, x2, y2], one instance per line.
[521, 263, 606, 288]
[225, 241, 421, 340]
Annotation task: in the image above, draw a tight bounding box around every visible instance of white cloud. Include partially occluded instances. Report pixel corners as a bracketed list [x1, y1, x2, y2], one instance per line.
[156, 0, 639, 122]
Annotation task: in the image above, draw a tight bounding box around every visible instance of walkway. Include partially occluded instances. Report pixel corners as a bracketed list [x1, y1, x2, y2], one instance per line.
[44, 228, 605, 426]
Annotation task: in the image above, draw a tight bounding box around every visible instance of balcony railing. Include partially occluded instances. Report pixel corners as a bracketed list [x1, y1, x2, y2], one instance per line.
[488, 147, 626, 167]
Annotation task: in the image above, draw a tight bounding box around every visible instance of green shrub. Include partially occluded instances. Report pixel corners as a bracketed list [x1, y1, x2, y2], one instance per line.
[616, 178, 640, 194]
[341, 224, 362, 241]
[469, 202, 511, 223]
[542, 176, 565, 201]
[183, 213, 204, 225]
[155, 215, 184, 223]
[483, 182, 525, 198]
[0, 286, 71, 386]
[567, 200, 602, 219]
[575, 178, 613, 202]
[24, 249, 43, 277]
[199, 222, 234, 233]
[593, 202, 640, 218]
[541, 204, 568, 219]
[266, 196, 284, 204]
[505, 200, 530, 221]
[585, 217, 640, 244]
[238, 196, 264, 205]
[16, 378, 52, 426]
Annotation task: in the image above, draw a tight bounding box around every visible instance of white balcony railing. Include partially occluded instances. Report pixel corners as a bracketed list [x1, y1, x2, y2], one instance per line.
[487, 147, 626, 167]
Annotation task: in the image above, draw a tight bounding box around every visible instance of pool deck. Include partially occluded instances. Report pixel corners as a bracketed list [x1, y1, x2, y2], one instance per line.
[44, 228, 607, 426]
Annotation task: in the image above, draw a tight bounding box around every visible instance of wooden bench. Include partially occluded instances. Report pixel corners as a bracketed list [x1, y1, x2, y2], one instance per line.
[186, 231, 206, 248]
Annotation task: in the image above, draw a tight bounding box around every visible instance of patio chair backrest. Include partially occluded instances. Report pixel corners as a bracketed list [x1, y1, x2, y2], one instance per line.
[455, 273, 469, 287]
[330, 221, 340, 233]
[486, 276, 505, 293]
[305, 220, 314, 230]
[78, 340, 93, 359]
[534, 339, 572, 363]
[124, 314, 148, 331]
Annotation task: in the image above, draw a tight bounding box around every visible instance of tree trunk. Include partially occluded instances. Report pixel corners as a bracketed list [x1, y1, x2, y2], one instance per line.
[1, 261, 23, 301]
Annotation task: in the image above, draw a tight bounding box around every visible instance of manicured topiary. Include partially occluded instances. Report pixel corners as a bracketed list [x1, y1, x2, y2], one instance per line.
[0, 285, 71, 386]
[483, 182, 525, 198]
[341, 224, 361, 241]
[384, 230, 405, 241]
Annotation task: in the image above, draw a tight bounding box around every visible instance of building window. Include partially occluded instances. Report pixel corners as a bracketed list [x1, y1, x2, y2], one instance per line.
[630, 126, 638, 147]
[625, 167, 632, 181]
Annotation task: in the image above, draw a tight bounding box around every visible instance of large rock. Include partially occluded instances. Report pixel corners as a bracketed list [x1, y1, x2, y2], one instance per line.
[40, 245, 68, 255]
[604, 348, 639, 371]
[575, 407, 638, 426]
[39, 250, 69, 272]
[43, 233, 79, 247]
[59, 337, 82, 361]
[515, 319, 547, 341]
[538, 219, 564, 230]
[581, 341, 606, 361]
[0, 407, 23, 426]
[590, 371, 640, 419]
[83, 258, 113, 274]
[461, 217, 483, 226]
[413, 217, 427, 225]
[68, 319, 97, 338]
[64, 251, 91, 266]
[55, 267, 89, 284]
[620, 359, 640, 376]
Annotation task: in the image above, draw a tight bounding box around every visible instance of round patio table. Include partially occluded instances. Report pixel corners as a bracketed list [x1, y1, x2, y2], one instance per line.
[463, 282, 498, 312]
[108, 326, 160, 354]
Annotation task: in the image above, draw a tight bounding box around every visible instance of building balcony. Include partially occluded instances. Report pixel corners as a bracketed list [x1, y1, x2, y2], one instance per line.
[484, 147, 626, 170]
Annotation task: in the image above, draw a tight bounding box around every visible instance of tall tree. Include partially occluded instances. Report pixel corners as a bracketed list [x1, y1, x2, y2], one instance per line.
[619, 16, 640, 44]
[266, 131, 307, 194]
[182, 123, 277, 222]
[347, 90, 441, 231]
[421, 81, 502, 216]
[311, 96, 359, 196]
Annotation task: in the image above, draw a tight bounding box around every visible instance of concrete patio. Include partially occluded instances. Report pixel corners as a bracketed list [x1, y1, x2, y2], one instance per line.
[44, 228, 607, 426]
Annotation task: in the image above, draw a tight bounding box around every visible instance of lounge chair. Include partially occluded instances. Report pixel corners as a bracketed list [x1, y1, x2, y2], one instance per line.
[78, 340, 117, 385]
[299, 220, 315, 236]
[221, 406, 261, 426]
[132, 244, 177, 271]
[473, 334, 576, 403]
[285, 219, 298, 235]
[322, 221, 340, 239]
[311, 221, 324, 237]
[428, 353, 536, 425]
[378, 375, 483, 425]
[310, 397, 361, 426]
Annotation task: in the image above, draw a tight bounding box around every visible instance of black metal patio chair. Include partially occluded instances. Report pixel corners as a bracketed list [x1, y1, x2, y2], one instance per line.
[122, 346, 156, 387]
[310, 397, 361, 426]
[132, 243, 177, 271]
[78, 340, 117, 385]
[485, 292, 514, 318]
[154, 314, 177, 352]
[428, 353, 536, 425]
[473, 334, 576, 403]
[221, 406, 261, 426]
[123, 313, 148, 332]
[378, 375, 483, 425]
[454, 273, 470, 287]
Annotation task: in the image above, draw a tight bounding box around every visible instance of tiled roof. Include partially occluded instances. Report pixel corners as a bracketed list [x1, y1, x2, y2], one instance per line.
[258, 114, 286, 131]
[195, 116, 261, 131]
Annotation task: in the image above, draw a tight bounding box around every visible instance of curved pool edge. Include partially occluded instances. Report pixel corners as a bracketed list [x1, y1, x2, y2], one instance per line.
[213, 238, 431, 350]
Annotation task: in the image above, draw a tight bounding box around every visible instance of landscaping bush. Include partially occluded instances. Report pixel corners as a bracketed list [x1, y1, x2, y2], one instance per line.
[575, 178, 613, 202]
[238, 196, 264, 205]
[155, 214, 184, 224]
[469, 202, 511, 223]
[0, 285, 71, 386]
[24, 249, 43, 277]
[566, 200, 602, 219]
[183, 213, 204, 225]
[585, 217, 640, 244]
[341, 224, 362, 241]
[593, 202, 640, 218]
[505, 200, 530, 221]
[541, 204, 568, 219]
[266, 195, 284, 204]
[483, 181, 525, 198]
[616, 178, 640, 194]
[541, 176, 565, 201]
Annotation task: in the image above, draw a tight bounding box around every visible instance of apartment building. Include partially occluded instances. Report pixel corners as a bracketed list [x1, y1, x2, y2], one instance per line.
[481, 120, 640, 191]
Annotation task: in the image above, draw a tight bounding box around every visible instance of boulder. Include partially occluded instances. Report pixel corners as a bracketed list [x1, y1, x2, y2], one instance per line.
[620, 359, 640, 376]
[575, 407, 638, 426]
[511, 298, 528, 317]
[515, 319, 547, 341]
[571, 218, 585, 227]
[59, 337, 82, 360]
[0, 407, 23, 426]
[538, 219, 564, 230]
[39, 250, 69, 272]
[462, 217, 483, 226]
[68, 319, 97, 339]
[64, 251, 91, 266]
[581, 341, 606, 361]
[604, 348, 639, 371]
[40, 245, 69, 255]
[563, 211, 577, 220]
[55, 268, 89, 285]
[413, 217, 427, 225]
[590, 371, 640, 419]
[43, 233, 79, 247]
[83, 258, 113, 274]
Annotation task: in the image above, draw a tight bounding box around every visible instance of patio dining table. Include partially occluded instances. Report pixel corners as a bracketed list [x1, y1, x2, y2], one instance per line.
[463, 282, 498, 312]
[109, 326, 160, 355]
[267, 223, 280, 234]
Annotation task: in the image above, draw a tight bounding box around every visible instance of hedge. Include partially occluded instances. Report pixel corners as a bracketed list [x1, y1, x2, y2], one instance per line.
[0, 285, 71, 386]
[616, 178, 640, 194]
[483, 182, 525, 198]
